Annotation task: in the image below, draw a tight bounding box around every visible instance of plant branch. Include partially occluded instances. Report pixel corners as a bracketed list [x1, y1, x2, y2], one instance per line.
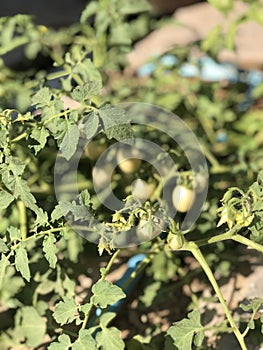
[184, 241, 248, 350]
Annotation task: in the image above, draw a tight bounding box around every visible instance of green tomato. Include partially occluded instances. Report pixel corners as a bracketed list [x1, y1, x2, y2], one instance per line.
[92, 164, 113, 188]
[85, 141, 107, 161]
[117, 148, 141, 174]
[131, 179, 156, 202]
[172, 185, 195, 213]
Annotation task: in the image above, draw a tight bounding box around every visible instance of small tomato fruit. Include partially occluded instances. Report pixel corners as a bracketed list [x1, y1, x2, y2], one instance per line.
[117, 148, 141, 174]
[172, 185, 195, 213]
[85, 141, 107, 161]
[131, 179, 156, 202]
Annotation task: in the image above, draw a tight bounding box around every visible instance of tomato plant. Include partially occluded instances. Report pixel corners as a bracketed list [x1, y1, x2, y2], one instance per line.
[1, 1, 263, 350]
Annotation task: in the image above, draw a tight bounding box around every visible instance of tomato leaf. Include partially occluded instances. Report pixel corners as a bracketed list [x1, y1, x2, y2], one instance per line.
[43, 234, 58, 269]
[15, 244, 31, 282]
[91, 280, 126, 308]
[71, 329, 97, 350]
[20, 306, 46, 347]
[53, 297, 78, 325]
[59, 123, 80, 160]
[0, 190, 14, 210]
[96, 326, 125, 350]
[48, 334, 71, 350]
[166, 310, 205, 350]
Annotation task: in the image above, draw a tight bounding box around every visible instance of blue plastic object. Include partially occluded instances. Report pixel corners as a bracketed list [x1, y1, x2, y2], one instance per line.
[216, 130, 228, 143]
[179, 63, 199, 78]
[137, 62, 156, 77]
[199, 56, 238, 83]
[160, 54, 178, 67]
[89, 253, 146, 326]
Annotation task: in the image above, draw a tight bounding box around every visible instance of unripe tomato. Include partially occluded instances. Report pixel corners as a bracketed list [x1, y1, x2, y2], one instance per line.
[168, 235, 184, 250]
[117, 148, 141, 174]
[85, 141, 107, 161]
[92, 164, 113, 188]
[172, 185, 195, 213]
[131, 179, 156, 202]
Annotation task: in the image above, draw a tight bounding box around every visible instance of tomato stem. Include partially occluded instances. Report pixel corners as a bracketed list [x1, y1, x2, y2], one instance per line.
[184, 242, 248, 350]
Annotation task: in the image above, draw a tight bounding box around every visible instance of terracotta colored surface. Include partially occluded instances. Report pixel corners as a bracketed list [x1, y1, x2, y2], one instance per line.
[128, 1, 263, 71]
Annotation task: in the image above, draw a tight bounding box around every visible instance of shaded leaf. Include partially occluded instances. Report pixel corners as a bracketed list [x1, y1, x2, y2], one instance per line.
[21, 306, 46, 347]
[43, 234, 58, 268]
[15, 245, 31, 282]
[0, 254, 10, 289]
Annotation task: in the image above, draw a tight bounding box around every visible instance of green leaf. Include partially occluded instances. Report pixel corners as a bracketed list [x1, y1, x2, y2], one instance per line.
[110, 24, 131, 46]
[96, 326, 125, 350]
[79, 189, 91, 206]
[240, 298, 263, 313]
[30, 127, 49, 154]
[99, 312, 117, 327]
[43, 234, 58, 268]
[31, 87, 52, 107]
[72, 81, 102, 102]
[53, 297, 78, 325]
[0, 238, 9, 253]
[0, 254, 10, 289]
[72, 329, 97, 350]
[166, 310, 205, 350]
[80, 2, 98, 23]
[51, 205, 64, 222]
[139, 281, 161, 307]
[91, 280, 126, 308]
[83, 112, 100, 139]
[6, 156, 26, 176]
[99, 105, 128, 129]
[0, 190, 14, 210]
[120, 0, 151, 15]
[48, 334, 71, 350]
[99, 105, 133, 142]
[7, 226, 21, 241]
[80, 302, 92, 315]
[59, 123, 80, 160]
[21, 306, 46, 347]
[15, 244, 31, 282]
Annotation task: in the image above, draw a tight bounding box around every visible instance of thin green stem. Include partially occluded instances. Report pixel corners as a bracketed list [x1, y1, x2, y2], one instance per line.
[81, 306, 93, 330]
[99, 249, 121, 282]
[11, 132, 28, 143]
[82, 249, 121, 329]
[185, 242, 248, 350]
[17, 200, 27, 240]
[232, 234, 263, 254]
